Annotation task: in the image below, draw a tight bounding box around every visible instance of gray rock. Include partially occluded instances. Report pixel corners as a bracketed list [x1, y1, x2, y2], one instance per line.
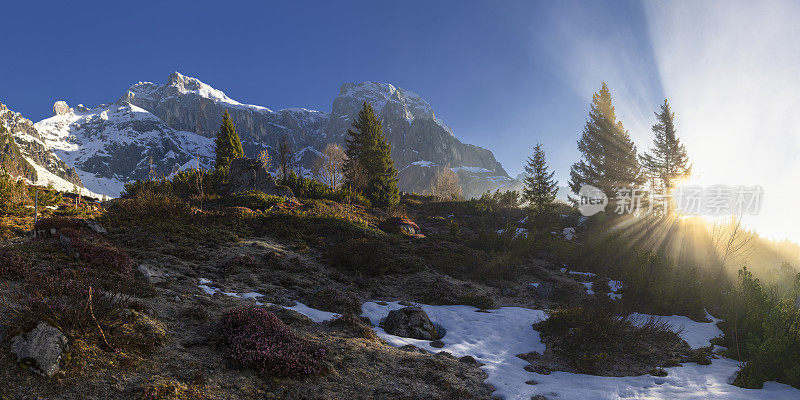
[228, 157, 293, 197]
[137, 263, 167, 284]
[84, 219, 107, 234]
[10, 322, 69, 376]
[458, 355, 477, 364]
[381, 307, 440, 340]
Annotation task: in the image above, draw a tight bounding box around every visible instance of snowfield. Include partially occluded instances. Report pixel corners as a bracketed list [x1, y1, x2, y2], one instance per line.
[198, 279, 800, 400]
[360, 302, 800, 400]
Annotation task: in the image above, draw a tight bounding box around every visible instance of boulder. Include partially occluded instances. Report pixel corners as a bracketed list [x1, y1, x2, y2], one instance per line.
[137, 263, 168, 284]
[227, 157, 294, 197]
[85, 219, 107, 234]
[379, 217, 424, 238]
[381, 307, 440, 340]
[10, 322, 69, 376]
[459, 355, 478, 364]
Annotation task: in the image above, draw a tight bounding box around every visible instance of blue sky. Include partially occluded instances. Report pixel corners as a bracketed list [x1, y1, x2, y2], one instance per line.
[0, 0, 661, 182]
[2, 0, 798, 240]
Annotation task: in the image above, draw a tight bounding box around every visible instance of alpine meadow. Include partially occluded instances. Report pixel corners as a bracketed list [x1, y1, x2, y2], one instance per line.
[1, 1, 799, 399]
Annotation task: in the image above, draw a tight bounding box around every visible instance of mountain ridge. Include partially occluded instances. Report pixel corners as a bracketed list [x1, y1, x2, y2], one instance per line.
[33, 72, 522, 197]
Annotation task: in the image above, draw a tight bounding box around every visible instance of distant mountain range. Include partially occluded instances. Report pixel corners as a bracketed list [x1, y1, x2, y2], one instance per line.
[3, 72, 523, 198]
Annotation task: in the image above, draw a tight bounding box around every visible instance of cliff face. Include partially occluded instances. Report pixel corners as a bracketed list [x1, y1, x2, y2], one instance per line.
[119, 73, 328, 152]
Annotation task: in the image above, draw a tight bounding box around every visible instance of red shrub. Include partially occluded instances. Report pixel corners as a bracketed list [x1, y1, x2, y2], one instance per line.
[18, 264, 125, 332]
[220, 307, 327, 377]
[34, 217, 86, 232]
[0, 249, 28, 279]
[225, 254, 259, 270]
[59, 228, 133, 279]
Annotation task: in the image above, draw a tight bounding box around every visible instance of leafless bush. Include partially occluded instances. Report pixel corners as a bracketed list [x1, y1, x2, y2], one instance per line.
[430, 167, 462, 201]
[314, 143, 347, 189]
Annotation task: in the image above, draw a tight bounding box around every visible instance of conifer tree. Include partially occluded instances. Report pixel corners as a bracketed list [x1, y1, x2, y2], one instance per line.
[640, 99, 691, 194]
[343, 102, 399, 208]
[214, 111, 244, 170]
[523, 143, 558, 214]
[569, 83, 642, 207]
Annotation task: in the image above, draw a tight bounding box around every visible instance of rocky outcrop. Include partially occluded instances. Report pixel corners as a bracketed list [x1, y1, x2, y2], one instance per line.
[52, 101, 72, 116]
[227, 157, 293, 197]
[381, 307, 440, 340]
[137, 263, 168, 284]
[10, 322, 69, 376]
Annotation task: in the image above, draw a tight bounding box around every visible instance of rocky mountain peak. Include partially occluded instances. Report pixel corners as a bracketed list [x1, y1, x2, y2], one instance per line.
[165, 71, 235, 103]
[52, 101, 72, 116]
[334, 82, 435, 121]
[121, 72, 269, 114]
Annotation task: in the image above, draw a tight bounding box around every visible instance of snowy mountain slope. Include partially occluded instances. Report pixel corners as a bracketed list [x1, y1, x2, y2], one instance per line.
[0, 101, 90, 193]
[23, 155, 103, 198]
[34, 101, 213, 197]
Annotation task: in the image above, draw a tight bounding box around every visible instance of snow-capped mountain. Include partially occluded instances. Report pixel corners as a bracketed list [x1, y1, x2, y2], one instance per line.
[0, 101, 98, 196]
[34, 101, 213, 197]
[35, 72, 522, 197]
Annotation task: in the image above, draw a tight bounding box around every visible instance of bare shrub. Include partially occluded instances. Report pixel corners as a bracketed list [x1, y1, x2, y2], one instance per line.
[314, 143, 347, 189]
[430, 167, 462, 201]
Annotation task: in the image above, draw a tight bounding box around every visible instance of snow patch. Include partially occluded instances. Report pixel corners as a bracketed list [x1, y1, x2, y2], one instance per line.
[196, 278, 338, 323]
[360, 302, 799, 400]
[361, 301, 547, 399]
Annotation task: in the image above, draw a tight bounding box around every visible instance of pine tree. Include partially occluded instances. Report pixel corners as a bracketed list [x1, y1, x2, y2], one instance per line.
[523, 143, 558, 214]
[569, 83, 642, 207]
[214, 111, 244, 170]
[343, 102, 399, 208]
[640, 99, 691, 194]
